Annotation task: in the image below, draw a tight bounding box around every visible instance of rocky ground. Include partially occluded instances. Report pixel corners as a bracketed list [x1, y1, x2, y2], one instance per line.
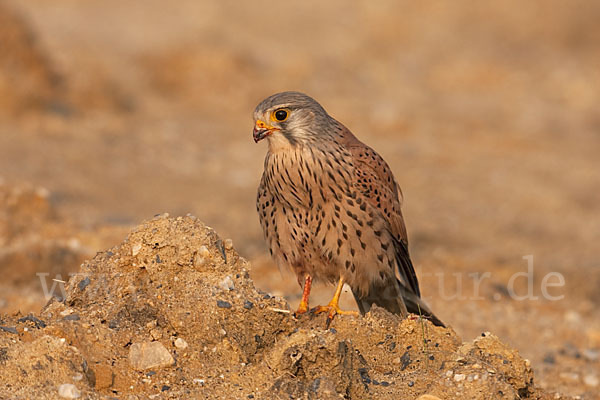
[0, 0, 599, 398]
[1, 215, 554, 399]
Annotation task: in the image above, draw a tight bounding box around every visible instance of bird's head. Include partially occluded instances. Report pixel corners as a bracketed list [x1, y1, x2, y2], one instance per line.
[252, 91, 335, 147]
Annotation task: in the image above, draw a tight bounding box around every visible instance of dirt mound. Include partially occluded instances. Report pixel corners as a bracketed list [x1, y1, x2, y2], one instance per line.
[0, 215, 557, 399]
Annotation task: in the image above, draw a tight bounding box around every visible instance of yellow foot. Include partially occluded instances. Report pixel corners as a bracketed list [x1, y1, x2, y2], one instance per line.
[294, 300, 309, 316]
[311, 303, 358, 328]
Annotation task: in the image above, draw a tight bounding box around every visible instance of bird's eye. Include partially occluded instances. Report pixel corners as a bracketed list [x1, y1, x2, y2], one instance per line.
[272, 108, 289, 122]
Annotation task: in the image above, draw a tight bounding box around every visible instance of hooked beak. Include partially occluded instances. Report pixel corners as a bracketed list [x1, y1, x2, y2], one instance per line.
[253, 120, 278, 143]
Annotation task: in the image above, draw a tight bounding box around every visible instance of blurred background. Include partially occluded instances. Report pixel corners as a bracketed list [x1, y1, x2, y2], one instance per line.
[0, 0, 599, 397]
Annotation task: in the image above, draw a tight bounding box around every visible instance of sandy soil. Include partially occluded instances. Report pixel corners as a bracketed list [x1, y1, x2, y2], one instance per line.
[0, 0, 599, 398]
[1, 215, 553, 399]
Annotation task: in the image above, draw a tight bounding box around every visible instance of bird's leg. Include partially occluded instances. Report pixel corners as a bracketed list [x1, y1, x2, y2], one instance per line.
[312, 277, 359, 328]
[295, 275, 312, 315]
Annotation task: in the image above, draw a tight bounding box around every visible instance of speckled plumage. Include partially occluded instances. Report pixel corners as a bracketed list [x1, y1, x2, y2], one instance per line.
[253, 92, 443, 326]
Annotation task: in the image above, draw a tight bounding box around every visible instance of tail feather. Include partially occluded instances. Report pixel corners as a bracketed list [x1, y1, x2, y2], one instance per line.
[353, 278, 445, 327]
[399, 283, 445, 327]
[353, 281, 408, 317]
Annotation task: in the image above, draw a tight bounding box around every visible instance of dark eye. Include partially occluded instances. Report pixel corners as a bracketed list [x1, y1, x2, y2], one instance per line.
[274, 109, 289, 122]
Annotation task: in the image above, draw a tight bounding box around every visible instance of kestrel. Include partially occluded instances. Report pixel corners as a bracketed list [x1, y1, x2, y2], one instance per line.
[254, 92, 443, 327]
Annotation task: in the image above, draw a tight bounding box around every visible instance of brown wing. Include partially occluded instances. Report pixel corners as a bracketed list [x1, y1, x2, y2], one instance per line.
[339, 126, 420, 297]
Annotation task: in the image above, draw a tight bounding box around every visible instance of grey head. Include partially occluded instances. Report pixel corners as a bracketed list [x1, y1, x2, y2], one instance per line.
[252, 91, 336, 146]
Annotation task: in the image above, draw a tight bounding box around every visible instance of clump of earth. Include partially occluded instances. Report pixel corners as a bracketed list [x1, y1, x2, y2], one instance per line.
[0, 215, 555, 399]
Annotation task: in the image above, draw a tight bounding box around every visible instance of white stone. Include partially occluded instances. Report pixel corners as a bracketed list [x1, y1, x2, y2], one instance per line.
[559, 372, 580, 382]
[564, 310, 581, 324]
[198, 246, 209, 258]
[129, 341, 175, 370]
[60, 309, 74, 317]
[453, 373, 466, 382]
[174, 338, 188, 349]
[583, 374, 599, 387]
[132, 243, 142, 256]
[583, 349, 599, 362]
[58, 383, 80, 398]
[219, 276, 235, 291]
[194, 246, 210, 267]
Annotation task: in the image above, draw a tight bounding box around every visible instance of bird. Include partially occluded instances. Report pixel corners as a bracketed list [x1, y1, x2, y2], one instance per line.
[253, 91, 443, 327]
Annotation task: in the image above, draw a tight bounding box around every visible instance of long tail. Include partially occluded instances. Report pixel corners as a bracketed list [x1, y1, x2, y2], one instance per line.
[352, 278, 445, 327]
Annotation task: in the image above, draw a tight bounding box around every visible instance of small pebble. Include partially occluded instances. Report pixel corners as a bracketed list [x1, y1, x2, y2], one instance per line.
[219, 276, 235, 291]
[243, 300, 254, 310]
[559, 372, 580, 382]
[583, 349, 599, 362]
[77, 277, 90, 291]
[174, 338, 188, 349]
[408, 381, 414, 387]
[63, 314, 80, 321]
[161, 385, 170, 391]
[0, 326, 17, 334]
[17, 315, 47, 328]
[195, 246, 210, 267]
[58, 383, 80, 399]
[132, 243, 142, 256]
[564, 310, 581, 323]
[195, 256, 207, 267]
[224, 238, 234, 250]
[150, 328, 162, 340]
[198, 246, 210, 258]
[543, 354, 555, 364]
[454, 373, 466, 382]
[583, 374, 599, 387]
[193, 379, 205, 385]
[129, 341, 175, 370]
[217, 300, 232, 309]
